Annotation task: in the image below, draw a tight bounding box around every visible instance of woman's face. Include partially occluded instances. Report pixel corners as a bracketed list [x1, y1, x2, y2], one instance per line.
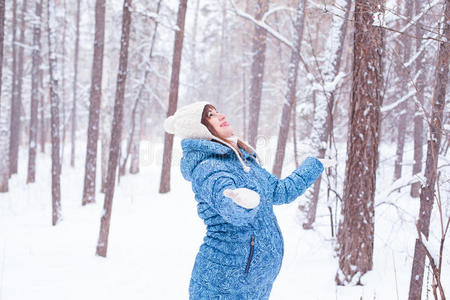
[206, 108, 234, 138]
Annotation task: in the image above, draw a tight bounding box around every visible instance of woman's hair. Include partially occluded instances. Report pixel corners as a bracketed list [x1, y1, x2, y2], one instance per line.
[201, 104, 253, 159]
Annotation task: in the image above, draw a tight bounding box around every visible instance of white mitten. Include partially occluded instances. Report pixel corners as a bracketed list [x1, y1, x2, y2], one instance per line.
[317, 158, 337, 168]
[223, 188, 260, 209]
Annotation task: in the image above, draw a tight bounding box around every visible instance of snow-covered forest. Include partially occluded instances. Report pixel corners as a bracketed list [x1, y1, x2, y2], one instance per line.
[0, 0, 449, 299]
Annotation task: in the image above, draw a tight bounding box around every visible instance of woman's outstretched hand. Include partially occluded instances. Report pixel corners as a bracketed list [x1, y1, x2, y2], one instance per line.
[317, 158, 337, 168]
[223, 188, 260, 209]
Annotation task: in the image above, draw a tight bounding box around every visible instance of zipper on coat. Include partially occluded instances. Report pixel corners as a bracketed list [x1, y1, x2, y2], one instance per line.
[244, 235, 255, 274]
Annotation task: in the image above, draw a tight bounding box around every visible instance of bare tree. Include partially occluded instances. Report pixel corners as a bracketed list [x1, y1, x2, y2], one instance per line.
[215, 0, 227, 109]
[47, 0, 62, 226]
[129, 108, 143, 174]
[272, 0, 306, 178]
[70, 0, 81, 167]
[27, 0, 43, 184]
[247, 0, 268, 148]
[82, 0, 106, 205]
[411, 0, 426, 197]
[9, 0, 27, 176]
[96, 0, 132, 257]
[393, 0, 413, 183]
[60, 0, 67, 165]
[336, 0, 384, 285]
[119, 0, 161, 177]
[303, 0, 351, 229]
[159, 0, 188, 194]
[0, 0, 8, 192]
[408, 1, 450, 297]
[0, 0, 4, 110]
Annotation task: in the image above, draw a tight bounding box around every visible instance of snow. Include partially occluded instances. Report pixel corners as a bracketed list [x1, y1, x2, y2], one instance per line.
[372, 12, 385, 27]
[419, 232, 440, 268]
[0, 138, 449, 299]
[229, 0, 294, 50]
[444, 124, 450, 132]
[381, 90, 416, 113]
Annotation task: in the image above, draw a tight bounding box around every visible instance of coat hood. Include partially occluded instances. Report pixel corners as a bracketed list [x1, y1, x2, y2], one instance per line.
[180, 139, 259, 182]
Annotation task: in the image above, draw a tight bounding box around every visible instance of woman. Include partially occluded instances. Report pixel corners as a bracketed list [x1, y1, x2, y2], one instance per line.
[164, 101, 328, 299]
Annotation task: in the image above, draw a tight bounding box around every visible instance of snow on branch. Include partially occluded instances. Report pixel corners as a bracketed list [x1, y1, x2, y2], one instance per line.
[404, 39, 434, 67]
[130, 9, 179, 32]
[416, 223, 447, 299]
[391, 0, 442, 38]
[311, 71, 347, 93]
[381, 90, 416, 113]
[262, 6, 296, 23]
[229, 0, 315, 80]
[229, 0, 294, 49]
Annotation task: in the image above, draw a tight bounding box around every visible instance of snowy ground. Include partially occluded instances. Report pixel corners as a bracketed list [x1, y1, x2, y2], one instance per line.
[0, 137, 448, 299]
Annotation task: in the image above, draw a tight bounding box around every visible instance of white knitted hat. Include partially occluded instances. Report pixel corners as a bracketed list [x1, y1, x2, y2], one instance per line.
[163, 101, 262, 173]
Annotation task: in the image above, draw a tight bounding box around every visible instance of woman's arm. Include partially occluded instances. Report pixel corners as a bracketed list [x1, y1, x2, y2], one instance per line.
[191, 159, 260, 226]
[264, 157, 324, 205]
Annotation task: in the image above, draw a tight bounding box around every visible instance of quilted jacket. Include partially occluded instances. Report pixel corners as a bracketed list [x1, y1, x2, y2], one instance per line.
[180, 138, 324, 299]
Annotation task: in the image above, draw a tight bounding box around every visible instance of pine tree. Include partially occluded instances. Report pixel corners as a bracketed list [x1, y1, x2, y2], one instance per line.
[408, 0, 450, 297]
[96, 0, 132, 257]
[0, 0, 8, 192]
[336, 0, 384, 285]
[27, 0, 43, 184]
[82, 0, 106, 205]
[47, 0, 62, 226]
[159, 0, 188, 194]
[272, 0, 306, 178]
[247, 0, 268, 148]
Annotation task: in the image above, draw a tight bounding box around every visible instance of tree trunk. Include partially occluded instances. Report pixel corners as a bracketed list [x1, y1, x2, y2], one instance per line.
[96, 0, 132, 257]
[241, 0, 251, 141]
[247, 0, 268, 148]
[82, 0, 106, 205]
[216, 0, 227, 109]
[60, 0, 67, 164]
[0, 0, 8, 192]
[393, 1, 413, 183]
[27, 0, 43, 184]
[39, 63, 45, 153]
[303, 0, 351, 229]
[272, 0, 306, 178]
[119, 0, 161, 177]
[0, 0, 4, 110]
[47, 0, 62, 226]
[70, 0, 81, 167]
[408, 1, 449, 297]
[130, 108, 143, 174]
[411, 0, 426, 197]
[336, 0, 384, 285]
[9, 0, 23, 176]
[159, 0, 188, 194]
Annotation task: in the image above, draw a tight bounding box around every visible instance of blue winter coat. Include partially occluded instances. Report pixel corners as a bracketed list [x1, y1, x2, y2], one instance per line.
[180, 138, 324, 299]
